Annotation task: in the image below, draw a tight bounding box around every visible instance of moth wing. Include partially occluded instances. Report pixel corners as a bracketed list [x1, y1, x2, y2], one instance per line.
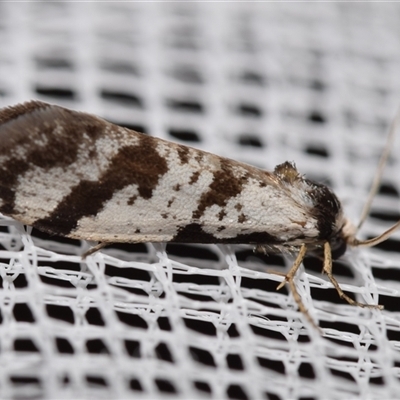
[0, 101, 318, 246]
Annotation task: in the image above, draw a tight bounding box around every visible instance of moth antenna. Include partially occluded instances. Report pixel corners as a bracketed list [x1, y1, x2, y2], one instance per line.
[356, 107, 400, 231]
[352, 220, 400, 248]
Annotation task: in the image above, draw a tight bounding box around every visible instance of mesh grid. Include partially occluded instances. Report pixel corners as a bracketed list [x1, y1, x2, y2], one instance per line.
[1, 3, 400, 399]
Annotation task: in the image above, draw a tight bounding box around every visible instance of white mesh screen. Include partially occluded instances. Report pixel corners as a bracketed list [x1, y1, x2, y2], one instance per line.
[1, 3, 400, 399]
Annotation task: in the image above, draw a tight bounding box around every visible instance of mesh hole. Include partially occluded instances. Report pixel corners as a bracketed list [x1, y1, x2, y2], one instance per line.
[386, 329, 400, 341]
[10, 376, 41, 386]
[14, 339, 39, 353]
[310, 286, 357, 306]
[129, 378, 143, 391]
[239, 71, 266, 86]
[227, 384, 248, 400]
[179, 291, 215, 302]
[330, 368, 356, 383]
[13, 303, 35, 323]
[31, 228, 81, 248]
[167, 244, 218, 260]
[125, 340, 141, 358]
[100, 90, 143, 108]
[236, 249, 286, 267]
[38, 259, 80, 272]
[194, 381, 212, 393]
[184, 318, 217, 336]
[370, 376, 385, 385]
[116, 312, 148, 329]
[227, 354, 244, 370]
[85, 308, 105, 326]
[257, 357, 285, 374]
[155, 379, 177, 394]
[305, 145, 329, 158]
[241, 276, 286, 295]
[304, 257, 354, 279]
[238, 134, 264, 148]
[40, 274, 76, 289]
[377, 294, 400, 312]
[157, 317, 172, 331]
[172, 272, 220, 285]
[170, 65, 204, 84]
[266, 393, 282, 400]
[189, 347, 216, 367]
[105, 264, 151, 280]
[168, 128, 201, 142]
[86, 376, 108, 387]
[308, 110, 326, 124]
[310, 79, 326, 91]
[369, 210, 400, 223]
[35, 87, 76, 100]
[167, 99, 204, 114]
[236, 103, 263, 117]
[378, 182, 399, 197]
[368, 237, 400, 253]
[35, 57, 74, 70]
[251, 326, 287, 341]
[227, 324, 240, 338]
[155, 342, 174, 363]
[100, 61, 140, 75]
[55, 338, 74, 354]
[46, 305, 74, 324]
[298, 362, 316, 379]
[372, 266, 400, 281]
[86, 339, 110, 354]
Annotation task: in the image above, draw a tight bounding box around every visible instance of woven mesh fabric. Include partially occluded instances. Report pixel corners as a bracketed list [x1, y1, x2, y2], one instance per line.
[1, 3, 400, 399]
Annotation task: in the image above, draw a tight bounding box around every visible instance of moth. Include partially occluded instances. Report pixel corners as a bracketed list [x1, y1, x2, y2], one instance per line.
[0, 100, 399, 327]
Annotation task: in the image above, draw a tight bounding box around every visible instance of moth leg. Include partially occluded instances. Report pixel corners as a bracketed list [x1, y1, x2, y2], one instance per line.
[82, 242, 111, 259]
[254, 245, 267, 254]
[276, 243, 307, 291]
[322, 242, 383, 310]
[276, 244, 319, 329]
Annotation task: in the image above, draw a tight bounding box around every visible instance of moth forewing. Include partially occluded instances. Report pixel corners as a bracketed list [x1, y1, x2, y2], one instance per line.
[0, 100, 399, 329]
[0, 103, 321, 247]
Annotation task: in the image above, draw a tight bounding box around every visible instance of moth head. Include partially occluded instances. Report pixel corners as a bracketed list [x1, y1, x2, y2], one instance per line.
[321, 199, 400, 260]
[273, 162, 351, 259]
[327, 217, 356, 260]
[312, 209, 350, 260]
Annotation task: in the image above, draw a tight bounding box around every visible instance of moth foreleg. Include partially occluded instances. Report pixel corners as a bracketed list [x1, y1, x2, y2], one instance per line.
[322, 242, 383, 310]
[276, 243, 307, 291]
[276, 244, 320, 329]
